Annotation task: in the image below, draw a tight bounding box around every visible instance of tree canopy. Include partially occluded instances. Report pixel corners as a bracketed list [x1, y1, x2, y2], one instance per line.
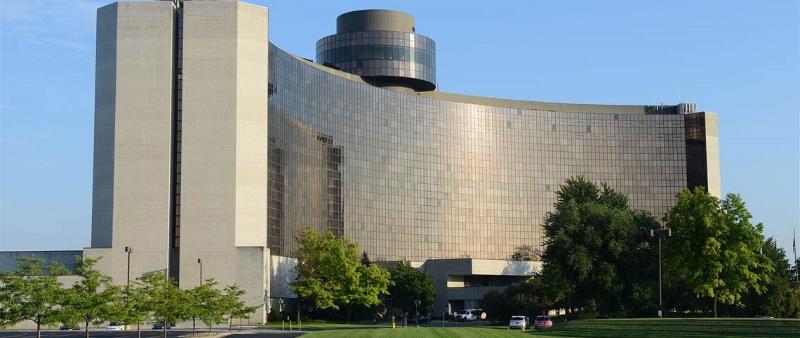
[0, 257, 68, 338]
[510, 245, 540, 261]
[140, 272, 187, 338]
[541, 176, 657, 316]
[663, 187, 774, 317]
[0, 257, 255, 334]
[385, 261, 435, 315]
[60, 257, 121, 338]
[291, 228, 391, 322]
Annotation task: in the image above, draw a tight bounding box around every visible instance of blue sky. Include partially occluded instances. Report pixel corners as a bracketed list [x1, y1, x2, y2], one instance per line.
[1, 0, 798, 256]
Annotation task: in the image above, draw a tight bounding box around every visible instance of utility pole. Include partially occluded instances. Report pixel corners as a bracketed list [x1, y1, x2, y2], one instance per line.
[650, 227, 671, 318]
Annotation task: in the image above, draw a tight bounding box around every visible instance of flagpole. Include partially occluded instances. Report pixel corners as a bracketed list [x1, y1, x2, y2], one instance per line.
[793, 227, 797, 283]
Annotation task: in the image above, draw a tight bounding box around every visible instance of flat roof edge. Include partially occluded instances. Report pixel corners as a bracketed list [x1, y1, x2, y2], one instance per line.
[275, 43, 688, 115]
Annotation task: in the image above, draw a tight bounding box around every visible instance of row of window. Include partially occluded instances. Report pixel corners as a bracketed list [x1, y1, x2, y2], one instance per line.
[267, 45, 690, 261]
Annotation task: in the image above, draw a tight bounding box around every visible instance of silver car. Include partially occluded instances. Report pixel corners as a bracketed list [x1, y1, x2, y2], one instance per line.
[509, 315, 529, 329]
[454, 309, 478, 321]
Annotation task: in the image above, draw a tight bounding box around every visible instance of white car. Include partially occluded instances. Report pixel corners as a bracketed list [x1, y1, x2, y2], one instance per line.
[509, 315, 529, 329]
[106, 322, 125, 330]
[454, 309, 478, 322]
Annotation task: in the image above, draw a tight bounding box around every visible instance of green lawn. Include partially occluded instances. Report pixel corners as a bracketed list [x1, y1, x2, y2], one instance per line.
[261, 321, 393, 331]
[535, 318, 800, 337]
[301, 326, 528, 338]
[298, 318, 800, 338]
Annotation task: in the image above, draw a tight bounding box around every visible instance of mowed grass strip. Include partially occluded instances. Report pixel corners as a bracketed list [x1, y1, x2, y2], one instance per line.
[302, 326, 530, 338]
[298, 319, 800, 338]
[536, 318, 800, 338]
[261, 322, 389, 332]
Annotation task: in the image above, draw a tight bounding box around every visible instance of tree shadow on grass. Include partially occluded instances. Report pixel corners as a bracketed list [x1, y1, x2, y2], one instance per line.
[511, 319, 800, 338]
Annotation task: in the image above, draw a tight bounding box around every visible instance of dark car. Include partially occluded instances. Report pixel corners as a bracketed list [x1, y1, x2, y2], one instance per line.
[59, 324, 80, 330]
[412, 313, 432, 324]
[152, 322, 173, 330]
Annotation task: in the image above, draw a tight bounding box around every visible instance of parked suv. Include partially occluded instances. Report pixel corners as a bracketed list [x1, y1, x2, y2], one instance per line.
[454, 309, 479, 321]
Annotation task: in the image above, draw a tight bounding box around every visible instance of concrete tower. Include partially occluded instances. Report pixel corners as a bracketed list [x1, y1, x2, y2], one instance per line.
[88, 0, 270, 322]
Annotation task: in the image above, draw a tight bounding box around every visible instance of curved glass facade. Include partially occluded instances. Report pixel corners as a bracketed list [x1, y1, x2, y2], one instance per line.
[269, 44, 688, 261]
[316, 31, 436, 91]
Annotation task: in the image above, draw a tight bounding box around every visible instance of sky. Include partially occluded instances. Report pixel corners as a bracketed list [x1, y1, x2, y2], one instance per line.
[1, 0, 798, 256]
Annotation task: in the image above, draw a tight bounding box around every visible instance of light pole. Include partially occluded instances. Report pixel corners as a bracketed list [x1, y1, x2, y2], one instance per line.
[197, 258, 203, 283]
[279, 298, 285, 331]
[123, 246, 133, 331]
[124, 246, 133, 289]
[650, 227, 671, 318]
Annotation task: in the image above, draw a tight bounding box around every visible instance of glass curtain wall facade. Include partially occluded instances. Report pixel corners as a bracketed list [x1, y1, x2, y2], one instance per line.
[268, 45, 688, 262]
[316, 31, 436, 91]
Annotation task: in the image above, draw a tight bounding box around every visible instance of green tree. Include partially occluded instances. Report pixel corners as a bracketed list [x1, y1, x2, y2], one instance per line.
[220, 284, 255, 331]
[60, 257, 121, 338]
[386, 261, 435, 317]
[481, 290, 511, 322]
[186, 279, 224, 333]
[291, 228, 390, 322]
[663, 188, 773, 317]
[115, 279, 150, 338]
[541, 177, 637, 316]
[0, 257, 67, 338]
[728, 238, 794, 317]
[618, 210, 660, 316]
[141, 272, 187, 338]
[786, 283, 800, 318]
[538, 264, 572, 315]
[482, 275, 549, 322]
[510, 245, 540, 261]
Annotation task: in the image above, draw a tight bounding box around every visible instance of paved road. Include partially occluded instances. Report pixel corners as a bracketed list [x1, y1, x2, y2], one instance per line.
[0, 330, 305, 338]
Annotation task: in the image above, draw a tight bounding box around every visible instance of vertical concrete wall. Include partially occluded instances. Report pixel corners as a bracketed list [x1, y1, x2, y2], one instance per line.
[92, 3, 117, 249]
[235, 1, 269, 247]
[703, 113, 721, 198]
[90, 1, 175, 284]
[179, 0, 269, 322]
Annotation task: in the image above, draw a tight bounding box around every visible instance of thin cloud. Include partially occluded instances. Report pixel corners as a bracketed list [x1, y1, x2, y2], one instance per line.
[1, 0, 105, 53]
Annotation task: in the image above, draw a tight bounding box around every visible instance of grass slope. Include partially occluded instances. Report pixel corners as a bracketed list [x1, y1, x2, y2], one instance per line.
[299, 319, 800, 338]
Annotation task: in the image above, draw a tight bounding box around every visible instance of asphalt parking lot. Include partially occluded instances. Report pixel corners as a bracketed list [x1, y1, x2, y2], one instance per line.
[0, 330, 305, 338]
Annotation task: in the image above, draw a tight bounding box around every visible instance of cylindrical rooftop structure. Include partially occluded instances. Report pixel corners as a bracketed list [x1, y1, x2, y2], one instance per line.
[317, 9, 436, 92]
[336, 9, 415, 33]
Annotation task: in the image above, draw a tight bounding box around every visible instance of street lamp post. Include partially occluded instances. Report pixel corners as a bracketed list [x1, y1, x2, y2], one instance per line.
[197, 258, 203, 283]
[650, 227, 671, 318]
[123, 246, 133, 331]
[124, 246, 133, 289]
[414, 300, 420, 326]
